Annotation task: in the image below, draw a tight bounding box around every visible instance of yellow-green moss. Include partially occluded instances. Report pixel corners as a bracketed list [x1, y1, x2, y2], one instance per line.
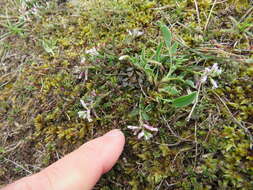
[1, 0, 253, 189]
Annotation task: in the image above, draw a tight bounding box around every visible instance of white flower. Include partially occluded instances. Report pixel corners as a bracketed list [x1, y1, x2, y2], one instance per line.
[127, 125, 141, 135]
[210, 63, 222, 76]
[198, 63, 222, 87]
[202, 63, 222, 78]
[78, 111, 92, 122]
[143, 131, 153, 140]
[80, 57, 86, 64]
[78, 100, 93, 122]
[200, 75, 208, 83]
[119, 55, 130, 61]
[80, 100, 88, 109]
[85, 47, 99, 56]
[210, 78, 218, 89]
[127, 125, 140, 130]
[137, 130, 145, 139]
[136, 130, 153, 140]
[78, 111, 86, 118]
[127, 29, 144, 37]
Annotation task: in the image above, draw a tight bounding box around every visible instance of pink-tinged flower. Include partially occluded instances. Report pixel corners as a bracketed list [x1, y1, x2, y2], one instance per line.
[127, 123, 158, 140]
[143, 124, 158, 132]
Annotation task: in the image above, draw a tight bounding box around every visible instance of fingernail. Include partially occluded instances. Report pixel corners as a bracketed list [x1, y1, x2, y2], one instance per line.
[104, 129, 122, 137]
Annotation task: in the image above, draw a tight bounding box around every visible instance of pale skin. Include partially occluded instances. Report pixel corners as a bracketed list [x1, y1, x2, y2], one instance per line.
[2, 129, 125, 190]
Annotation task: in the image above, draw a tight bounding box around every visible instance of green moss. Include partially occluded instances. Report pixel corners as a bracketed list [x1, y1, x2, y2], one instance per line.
[1, 0, 253, 188]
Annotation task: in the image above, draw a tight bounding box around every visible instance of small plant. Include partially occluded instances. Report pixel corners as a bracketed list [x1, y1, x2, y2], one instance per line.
[186, 63, 222, 120]
[121, 23, 198, 107]
[122, 23, 223, 125]
[127, 96, 158, 140]
[0, 0, 49, 40]
[0, 19, 25, 40]
[40, 38, 57, 55]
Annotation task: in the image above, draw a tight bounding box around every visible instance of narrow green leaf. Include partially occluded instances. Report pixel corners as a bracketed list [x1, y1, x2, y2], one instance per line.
[129, 109, 139, 117]
[158, 86, 179, 96]
[185, 80, 196, 88]
[172, 91, 197, 108]
[140, 49, 146, 66]
[155, 42, 163, 61]
[141, 112, 150, 121]
[144, 104, 153, 112]
[160, 23, 172, 48]
[170, 42, 179, 55]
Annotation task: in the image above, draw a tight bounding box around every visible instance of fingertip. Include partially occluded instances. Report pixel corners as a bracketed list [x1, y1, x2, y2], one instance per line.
[96, 129, 125, 173]
[103, 129, 125, 143]
[44, 129, 126, 189]
[3, 129, 126, 190]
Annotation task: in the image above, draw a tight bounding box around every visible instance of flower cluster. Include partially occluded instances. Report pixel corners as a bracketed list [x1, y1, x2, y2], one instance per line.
[127, 124, 158, 140]
[78, 100, 93, 122]
[127, 29, 144, 37]
[85, 47, 99, 56]
[198, 63, 222, 89]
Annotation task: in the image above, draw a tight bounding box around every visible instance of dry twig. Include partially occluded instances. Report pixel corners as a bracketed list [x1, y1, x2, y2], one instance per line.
[193, 0, 201, 26]
[205, 0, 218, 31]
[3, 157, 32, 174]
